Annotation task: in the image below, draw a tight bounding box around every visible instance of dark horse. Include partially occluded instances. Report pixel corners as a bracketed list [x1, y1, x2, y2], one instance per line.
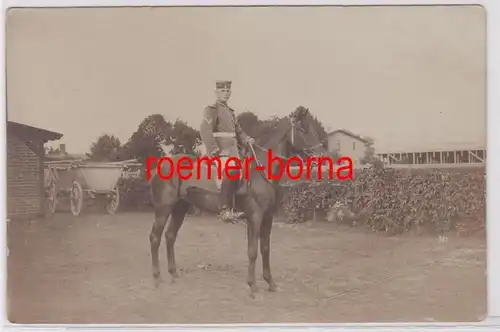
[149, 107, 326, 297]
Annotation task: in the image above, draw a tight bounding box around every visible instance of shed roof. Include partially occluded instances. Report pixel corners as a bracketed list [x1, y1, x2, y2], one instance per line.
[7, 121, 63, 143]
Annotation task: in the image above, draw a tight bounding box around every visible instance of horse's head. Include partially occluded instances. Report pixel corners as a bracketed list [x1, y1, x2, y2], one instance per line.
[286, 106, 326, 157]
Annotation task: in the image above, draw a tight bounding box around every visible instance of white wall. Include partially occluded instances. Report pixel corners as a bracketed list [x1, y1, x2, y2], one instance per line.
[327, 132, 366, 166]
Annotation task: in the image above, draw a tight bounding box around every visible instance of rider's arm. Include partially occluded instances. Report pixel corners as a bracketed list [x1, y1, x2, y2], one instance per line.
[234, 117, 250, 146]
[200, 106, 219, 155]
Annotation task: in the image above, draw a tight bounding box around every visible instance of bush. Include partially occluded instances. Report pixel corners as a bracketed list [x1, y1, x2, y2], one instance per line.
[116, 176, 205, 216]
[281, 166, 486, 234]
[117, 177, 153, 211]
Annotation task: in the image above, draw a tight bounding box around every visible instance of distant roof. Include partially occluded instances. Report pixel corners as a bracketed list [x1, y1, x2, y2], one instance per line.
[45, 153, 87, 161]
[377, 146, 486, 154]
[327, 129, 369, 143]
[7, 121, 63, 143]
[377, 141, 486, 154]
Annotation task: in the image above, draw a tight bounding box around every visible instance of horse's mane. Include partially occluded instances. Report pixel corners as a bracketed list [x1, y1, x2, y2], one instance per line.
[255, 116, 290, 148]
[254, 109, 317, 148]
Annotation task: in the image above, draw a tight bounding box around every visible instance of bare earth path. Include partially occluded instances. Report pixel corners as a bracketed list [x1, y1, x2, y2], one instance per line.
[7, 213, 486, 324]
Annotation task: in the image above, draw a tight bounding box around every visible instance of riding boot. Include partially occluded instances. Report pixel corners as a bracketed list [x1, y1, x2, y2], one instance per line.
[219, 170, 244, 222]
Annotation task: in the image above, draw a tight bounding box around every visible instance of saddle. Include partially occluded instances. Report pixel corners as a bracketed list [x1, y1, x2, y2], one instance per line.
[188, 153, 247, 196]
[218, 144, 251, 195]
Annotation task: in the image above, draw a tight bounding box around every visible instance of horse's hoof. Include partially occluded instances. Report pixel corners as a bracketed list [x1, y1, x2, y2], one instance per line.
[249, 284, 259, 297]
[268, 284, 278, 292]
[154, 276, 164, 288]
[170, 272, 180, 282]
[249, 290, 260, 299]
[250, 290, 264, 300]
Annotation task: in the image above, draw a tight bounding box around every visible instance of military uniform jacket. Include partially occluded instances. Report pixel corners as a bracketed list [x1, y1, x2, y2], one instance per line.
[200, 101, 249, 156]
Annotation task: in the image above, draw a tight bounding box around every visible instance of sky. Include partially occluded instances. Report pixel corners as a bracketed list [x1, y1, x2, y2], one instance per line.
[6, 5, 486, 154]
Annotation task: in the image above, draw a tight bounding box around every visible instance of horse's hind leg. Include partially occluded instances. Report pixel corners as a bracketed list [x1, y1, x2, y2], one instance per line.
[150, 205, 173, 285]
[165, 199, 190, 281]
[260, 210, 277, 292]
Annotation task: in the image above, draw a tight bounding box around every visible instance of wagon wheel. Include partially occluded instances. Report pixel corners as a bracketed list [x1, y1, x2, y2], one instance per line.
[46, 181, 57, 214]
[70, 180, 84, 217]
[105, 185, 120, 215]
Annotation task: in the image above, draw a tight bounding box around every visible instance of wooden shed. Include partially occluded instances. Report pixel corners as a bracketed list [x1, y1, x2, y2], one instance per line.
[7, 121, 63, 220]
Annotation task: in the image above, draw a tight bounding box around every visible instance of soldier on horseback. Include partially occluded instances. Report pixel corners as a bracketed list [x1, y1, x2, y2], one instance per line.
[200, 80, 255, 223]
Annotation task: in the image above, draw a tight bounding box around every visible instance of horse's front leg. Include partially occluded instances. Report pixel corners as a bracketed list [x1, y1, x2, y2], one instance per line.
[150, 206, 172, 286]
[165, 200, 189, 282]
[260, 210, 277, 292]
[246, 211, 262, 297]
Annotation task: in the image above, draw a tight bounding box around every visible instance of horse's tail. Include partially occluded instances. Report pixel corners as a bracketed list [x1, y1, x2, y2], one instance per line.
[148, 168, 157, 184]
[148, 163, 183, 207]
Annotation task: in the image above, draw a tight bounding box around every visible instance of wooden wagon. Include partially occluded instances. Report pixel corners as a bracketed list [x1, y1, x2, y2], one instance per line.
[44, 159, 129, 217]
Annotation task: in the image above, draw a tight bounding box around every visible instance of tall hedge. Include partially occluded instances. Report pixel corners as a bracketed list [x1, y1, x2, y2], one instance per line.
[282, 166, 485, 234]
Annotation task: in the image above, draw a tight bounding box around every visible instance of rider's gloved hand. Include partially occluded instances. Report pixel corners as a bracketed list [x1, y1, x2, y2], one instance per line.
[245, 136, 255, 145]
[210, 147, 221, 156]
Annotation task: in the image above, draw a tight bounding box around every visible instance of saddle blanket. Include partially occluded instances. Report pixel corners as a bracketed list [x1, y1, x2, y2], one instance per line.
[212, 155, 243, 189]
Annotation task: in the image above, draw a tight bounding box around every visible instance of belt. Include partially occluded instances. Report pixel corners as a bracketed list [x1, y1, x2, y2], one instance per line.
[213, 132, 236, 138]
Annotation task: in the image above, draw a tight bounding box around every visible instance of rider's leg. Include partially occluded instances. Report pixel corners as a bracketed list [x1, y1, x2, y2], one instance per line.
[218, 155, 243, 222]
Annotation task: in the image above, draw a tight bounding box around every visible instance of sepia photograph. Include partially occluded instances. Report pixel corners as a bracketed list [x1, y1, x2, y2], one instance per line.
[5, 5, 486, 324]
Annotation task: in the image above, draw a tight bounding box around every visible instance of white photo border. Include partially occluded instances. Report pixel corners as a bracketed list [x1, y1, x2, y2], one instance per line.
[1, 0, 498, 331]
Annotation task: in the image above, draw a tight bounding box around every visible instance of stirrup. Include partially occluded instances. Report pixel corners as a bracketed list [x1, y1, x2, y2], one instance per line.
[219, 208, 244, 223]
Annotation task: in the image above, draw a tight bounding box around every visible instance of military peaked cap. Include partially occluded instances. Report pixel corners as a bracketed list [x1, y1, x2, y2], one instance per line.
[216, 80, 232, 89]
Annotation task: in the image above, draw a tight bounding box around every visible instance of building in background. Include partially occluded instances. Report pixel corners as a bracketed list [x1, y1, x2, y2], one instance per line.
[7, 121, 63, 220]
[375, 143, 486, 168]
[45, 143, 87, 161]
[326, 129, 370, 167]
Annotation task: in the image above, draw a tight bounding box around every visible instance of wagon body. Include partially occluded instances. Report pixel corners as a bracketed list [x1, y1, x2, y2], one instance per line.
[71, 163, 124, 193]
[44, 159, 128, 217]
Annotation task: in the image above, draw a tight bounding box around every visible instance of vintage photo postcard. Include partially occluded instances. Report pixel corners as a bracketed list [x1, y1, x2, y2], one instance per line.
[5, 5, 487, 324]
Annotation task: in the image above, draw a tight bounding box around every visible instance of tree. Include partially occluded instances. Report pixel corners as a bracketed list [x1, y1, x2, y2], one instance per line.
[360, 136, 384, 169]
[86, 134, 122, 161]
[119, 114, 202, 164]
[124, 114, 172, 165]
[309, 115, 328, 149]
[237, 111, 260, 137]
[169, 119, 202, 155]
[259, 114, 282, 135]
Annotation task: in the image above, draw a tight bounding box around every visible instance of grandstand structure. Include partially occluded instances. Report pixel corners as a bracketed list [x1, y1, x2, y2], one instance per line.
[375, 143, 486, 168]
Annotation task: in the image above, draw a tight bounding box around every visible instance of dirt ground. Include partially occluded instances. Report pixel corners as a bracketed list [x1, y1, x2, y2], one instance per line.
[6, 212, 486, 324]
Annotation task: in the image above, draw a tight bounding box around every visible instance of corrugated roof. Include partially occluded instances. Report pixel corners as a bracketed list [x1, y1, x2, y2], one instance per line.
[377, 143, 486, 154]
[7, 121, 63, 142]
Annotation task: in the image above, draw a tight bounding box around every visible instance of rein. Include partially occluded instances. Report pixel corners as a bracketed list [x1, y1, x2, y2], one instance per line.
[246, 117, 323, 187]
[245, 117, 294, 186]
